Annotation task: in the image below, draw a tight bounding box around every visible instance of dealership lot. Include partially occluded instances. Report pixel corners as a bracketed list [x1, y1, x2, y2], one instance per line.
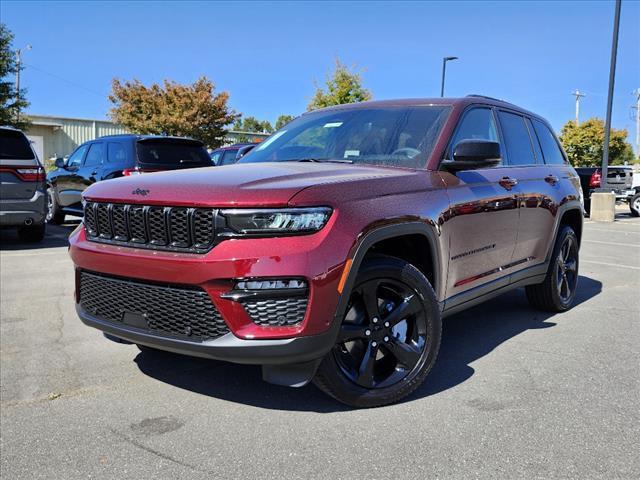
[1, 215, 638, 479]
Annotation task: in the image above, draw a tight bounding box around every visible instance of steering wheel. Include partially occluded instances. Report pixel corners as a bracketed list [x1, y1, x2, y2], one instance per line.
[391, 147, 421, 158]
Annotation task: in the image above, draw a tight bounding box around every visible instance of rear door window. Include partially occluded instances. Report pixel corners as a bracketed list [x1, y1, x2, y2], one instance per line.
[136, 140, 211, 168]
[497, 111, 537, 166]
[531, 119, 566, 165]
[210, 151, 222, 165]
[83, 143, 105, 167]
[107, 142, 127, 163]
[0, 129, 35, 160]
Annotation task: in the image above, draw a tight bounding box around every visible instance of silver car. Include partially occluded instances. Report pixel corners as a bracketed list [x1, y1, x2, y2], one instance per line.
[0, 126, 47, 242]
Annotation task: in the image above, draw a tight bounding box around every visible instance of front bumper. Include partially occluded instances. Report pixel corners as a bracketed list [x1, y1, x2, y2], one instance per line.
[0, 190, 46, 226]
[77, 304, 338, 365]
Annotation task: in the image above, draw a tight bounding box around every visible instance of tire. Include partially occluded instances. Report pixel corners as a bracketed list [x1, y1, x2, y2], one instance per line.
[313, 255, 442, 408]
[46, 187, 65, 225]
[630, 193, 640, 217]
[525, 225, 579, 312]
[17, 223, 46, 243]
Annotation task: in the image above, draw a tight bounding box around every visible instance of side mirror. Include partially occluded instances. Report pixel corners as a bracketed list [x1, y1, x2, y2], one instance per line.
[443, 140, 502, 172]
[54, 158, 66, 169]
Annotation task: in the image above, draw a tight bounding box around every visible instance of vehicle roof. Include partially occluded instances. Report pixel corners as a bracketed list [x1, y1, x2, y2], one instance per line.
[94, 134, 202, 143]
[213, 143, 257, 151]
[311, 95, 543, 121]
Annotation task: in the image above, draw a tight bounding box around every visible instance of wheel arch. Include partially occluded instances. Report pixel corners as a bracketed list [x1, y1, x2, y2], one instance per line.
[332, 222, 444, 324]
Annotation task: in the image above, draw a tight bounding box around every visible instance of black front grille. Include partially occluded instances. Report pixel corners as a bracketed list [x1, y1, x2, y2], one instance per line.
[79, 271, 229, 341]
[241, 297, 308, 327]
[83, 202, 216, 253]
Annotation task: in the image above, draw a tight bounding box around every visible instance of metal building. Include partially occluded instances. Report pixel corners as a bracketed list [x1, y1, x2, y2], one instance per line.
[24, 114, 269, 163]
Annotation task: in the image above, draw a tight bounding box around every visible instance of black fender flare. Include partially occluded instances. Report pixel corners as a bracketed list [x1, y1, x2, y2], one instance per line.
[331, 221, 444, 325]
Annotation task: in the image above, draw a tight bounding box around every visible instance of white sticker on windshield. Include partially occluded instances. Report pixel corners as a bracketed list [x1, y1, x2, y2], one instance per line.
[344, 150, 360, 158]
[323, 122, 343, 128]
[255, 130, 287, 151]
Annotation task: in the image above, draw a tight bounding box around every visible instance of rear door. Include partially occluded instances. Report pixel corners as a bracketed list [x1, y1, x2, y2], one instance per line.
[496, 110, 558, 271]
[441, 107, 520, 300]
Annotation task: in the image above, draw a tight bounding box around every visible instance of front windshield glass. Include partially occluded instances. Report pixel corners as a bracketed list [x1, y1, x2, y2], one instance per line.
[239, 105, 451, 169]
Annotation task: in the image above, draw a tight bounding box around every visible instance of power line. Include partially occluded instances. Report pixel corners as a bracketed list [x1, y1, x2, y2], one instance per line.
[24, 63, 106, 97]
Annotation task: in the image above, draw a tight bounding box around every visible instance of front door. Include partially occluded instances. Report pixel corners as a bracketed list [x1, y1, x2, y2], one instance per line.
[55, 144, 88, 208]
[440, 107, 520, 301]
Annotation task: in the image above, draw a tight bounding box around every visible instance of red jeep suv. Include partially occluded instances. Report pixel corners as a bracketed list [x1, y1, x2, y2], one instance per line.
[69, 96, 583, 407]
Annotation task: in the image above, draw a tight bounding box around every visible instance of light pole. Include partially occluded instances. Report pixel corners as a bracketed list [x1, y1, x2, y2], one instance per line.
[440, 56, 458, 97]
[15, 44, 32, 123]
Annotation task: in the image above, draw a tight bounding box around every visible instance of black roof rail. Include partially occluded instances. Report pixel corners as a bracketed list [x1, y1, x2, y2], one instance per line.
[466, 94, 514, 104]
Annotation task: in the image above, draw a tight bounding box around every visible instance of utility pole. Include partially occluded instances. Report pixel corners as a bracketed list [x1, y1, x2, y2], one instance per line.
[14, 44, 32, 123]
[600, 0, 622, 192]
[571, 90, 586, 125]
[633, 89, 640, 157]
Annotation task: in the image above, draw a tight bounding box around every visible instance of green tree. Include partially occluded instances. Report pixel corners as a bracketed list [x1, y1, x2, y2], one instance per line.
[308, 58, 372, 111]
[559, 118, 635, 167]
[234, 116, 273, 133]
[0, 23, 30, 130]
[275, 114, 295, 130]
[108, 76, 237, 149]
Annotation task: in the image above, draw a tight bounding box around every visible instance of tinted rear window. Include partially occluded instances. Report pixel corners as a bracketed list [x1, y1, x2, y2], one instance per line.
[135, 140, 212, 168]
[0, 129, 35, 160]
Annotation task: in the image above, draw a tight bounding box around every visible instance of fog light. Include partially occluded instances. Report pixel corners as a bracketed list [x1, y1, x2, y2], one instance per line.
[235, 279, 307, 290]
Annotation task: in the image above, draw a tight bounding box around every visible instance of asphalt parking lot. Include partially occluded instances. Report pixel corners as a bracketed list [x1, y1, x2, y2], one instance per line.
[1, 213, 639, 480]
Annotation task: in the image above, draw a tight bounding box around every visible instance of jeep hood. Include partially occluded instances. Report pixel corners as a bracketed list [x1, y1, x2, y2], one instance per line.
[83, 162, 426, 207]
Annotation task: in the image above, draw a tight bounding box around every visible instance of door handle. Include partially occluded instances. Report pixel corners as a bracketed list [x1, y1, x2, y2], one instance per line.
[499, 176, 518, 190]
[91, 170, 98, 176]
[545, 174, 559, 185]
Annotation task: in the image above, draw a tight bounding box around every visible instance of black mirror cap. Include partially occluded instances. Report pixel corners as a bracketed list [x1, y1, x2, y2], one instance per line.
[54, 158, 65, 168]
[444, 139, 502, 171]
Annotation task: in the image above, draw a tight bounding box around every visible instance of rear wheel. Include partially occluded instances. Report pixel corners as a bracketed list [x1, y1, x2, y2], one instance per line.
[630, 193, 640, 217]
[526, 225, 579, 312]
[313, 255, 441, 408]
[46, 187, 65, 225]
[17, 223, 46, 243]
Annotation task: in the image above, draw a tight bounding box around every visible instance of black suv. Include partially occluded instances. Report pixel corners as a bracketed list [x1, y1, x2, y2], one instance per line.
[46, 135, 212, 224]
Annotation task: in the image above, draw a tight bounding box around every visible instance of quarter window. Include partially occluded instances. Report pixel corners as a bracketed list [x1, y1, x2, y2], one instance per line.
[84, 143, 105, 167]
[107, 142, 127, 163]
[220, 150, 238, 166]
[532, 119, 566, 165]
[497, 111, 537, 166]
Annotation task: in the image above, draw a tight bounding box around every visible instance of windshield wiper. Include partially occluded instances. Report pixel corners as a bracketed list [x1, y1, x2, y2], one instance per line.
[294, 158, 354, 164]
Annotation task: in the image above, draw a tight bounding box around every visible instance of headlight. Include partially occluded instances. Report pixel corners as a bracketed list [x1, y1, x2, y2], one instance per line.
[221, 207, 332, 234]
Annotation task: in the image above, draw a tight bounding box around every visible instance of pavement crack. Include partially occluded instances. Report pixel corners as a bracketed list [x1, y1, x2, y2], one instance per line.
[108, 428, 215, 474]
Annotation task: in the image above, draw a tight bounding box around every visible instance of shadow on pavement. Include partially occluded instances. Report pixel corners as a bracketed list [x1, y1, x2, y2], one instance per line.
[135, 275, 602, 411]
[0, 220, 79, 251]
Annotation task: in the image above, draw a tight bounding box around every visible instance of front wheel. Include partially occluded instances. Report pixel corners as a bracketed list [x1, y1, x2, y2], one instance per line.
[313, 255, 442, 408]
[629, 193, 640, 217]
[526, 225, 579, 312]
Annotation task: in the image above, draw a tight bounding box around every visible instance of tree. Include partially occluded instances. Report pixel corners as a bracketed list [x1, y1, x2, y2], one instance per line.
[108, 76, 237, 149]
[559, 118, 635, 167]
[308, 58, 372, 111]
[234, 116, 273, 133]
[0, 23, 30, 130]
[275, 114, 295, 130]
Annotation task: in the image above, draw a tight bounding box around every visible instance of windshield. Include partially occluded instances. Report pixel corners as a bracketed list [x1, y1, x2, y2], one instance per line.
[136, 140, 212, 168]
[240, 106, 451, 168]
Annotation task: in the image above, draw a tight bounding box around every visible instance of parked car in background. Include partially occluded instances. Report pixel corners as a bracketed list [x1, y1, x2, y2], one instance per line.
[46, 135, 212, 224]
[0, 126, 46, 242]
[575, 166, 637, 216]
[70, 96, 584, 407]
[210, 143, 257, 166]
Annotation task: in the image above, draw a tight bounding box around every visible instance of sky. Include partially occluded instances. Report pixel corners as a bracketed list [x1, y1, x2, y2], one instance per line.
[2, 0, 639, 149]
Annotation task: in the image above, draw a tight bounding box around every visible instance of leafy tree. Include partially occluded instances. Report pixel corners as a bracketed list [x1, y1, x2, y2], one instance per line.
[275, 114, 295, 130]
[108, 76, 237, 148]
[0, 23, 30, 130]
[308, 58, 372, 111]
[234, 116, 273, 133]
[559, 118, 636, 167]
